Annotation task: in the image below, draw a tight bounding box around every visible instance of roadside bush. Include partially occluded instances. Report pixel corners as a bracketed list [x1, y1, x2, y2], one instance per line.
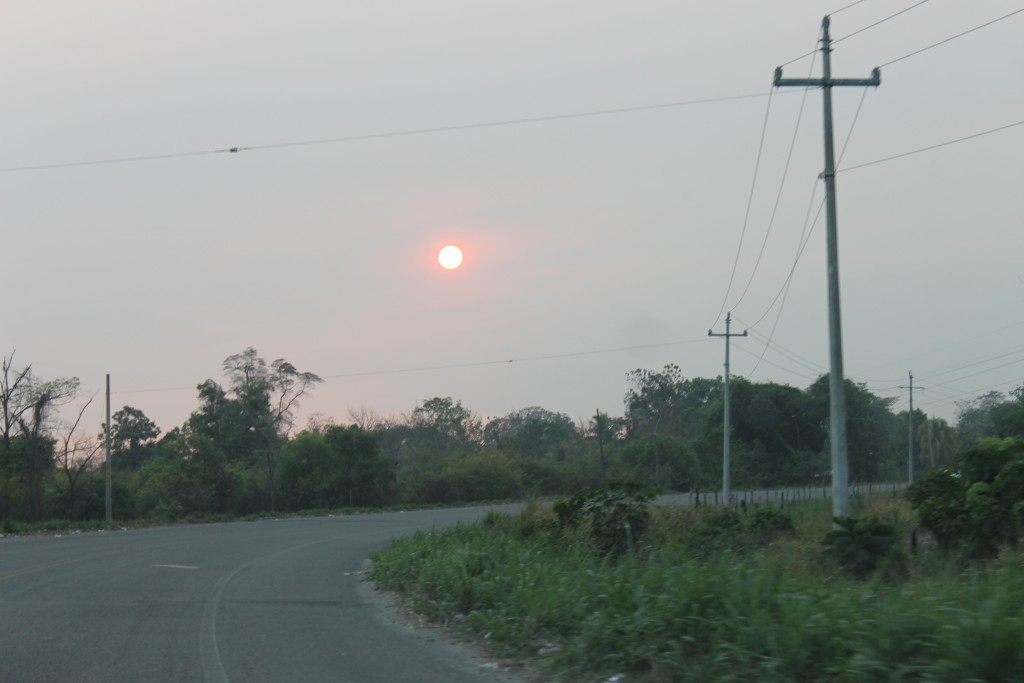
[647, 504, 796, 560]
[481, 501, 557, 541]
[747, 504, 796, 540]
[908, 437, 1024, 558]
[553, 482, 657, 558]
[822, 515, 905, 578]
[369, 500, 1024, 682]
[680, 505, 745, 558]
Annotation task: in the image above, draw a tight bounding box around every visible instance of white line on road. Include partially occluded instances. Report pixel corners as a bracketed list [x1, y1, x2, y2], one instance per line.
[151, 564, 201, 569]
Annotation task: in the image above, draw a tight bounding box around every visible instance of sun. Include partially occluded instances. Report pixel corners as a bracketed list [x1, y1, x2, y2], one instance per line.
[437, 245, 464, 270]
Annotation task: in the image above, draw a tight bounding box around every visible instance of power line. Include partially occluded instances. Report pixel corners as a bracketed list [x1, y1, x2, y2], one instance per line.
[839, 119, 1024, 172]
[709, 88, 776, 330]
[920, 355, 1024, 390]
[108, 337, 710, 396]
[742, 87, 869, 377]
[916, 376, 1024, 412]
[879, 7, 1024, 68]
[918, 347, 1024, 382]
[832, 0, 934, 46]
[728, 54, 817, 314]
[731, 344, 820, 383]
[858, 320, 1024, 377]
[779, 0, 930, 67]
[0, 91, 781, 174]
[734, 320, 826, 376]
[831, 0, 874, 15]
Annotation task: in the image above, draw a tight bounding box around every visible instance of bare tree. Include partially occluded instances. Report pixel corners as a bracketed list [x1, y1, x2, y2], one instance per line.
[347, 406, 392, 432]
[6, 364, 81, 521]
[1, 352, 34, 449]
[305, 413, 336, 435]
[268, 358, 323, 436]
[55, 396, 103, 520]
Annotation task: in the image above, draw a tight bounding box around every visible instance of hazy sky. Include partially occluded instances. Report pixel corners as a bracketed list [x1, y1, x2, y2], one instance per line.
[3, 0, 1022, 437]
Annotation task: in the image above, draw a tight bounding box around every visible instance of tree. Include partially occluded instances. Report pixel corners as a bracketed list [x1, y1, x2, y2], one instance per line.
[625, 365, 719, 439]
[137, 431, 234, 518]
[322, 425, 394, 507]
[994, 384, 1024, 438]
[807, 375, 900, 482]
[56, 397, 104, 520]
[956, 391, 1012, 445]
[907, 437, 1024, 558]
[410, 396, 481, 447]
[916, 417, 959, 471]
[346, 406, 391, 432]
[619, 433, 700, 491]
[483, 406, 578, 459]
[188, 348, 322, 511]
[8, 367, 80, 521]
[1, 352, 34, 449]
[109, 406, 161, 470]
[728, 379, 825, 486]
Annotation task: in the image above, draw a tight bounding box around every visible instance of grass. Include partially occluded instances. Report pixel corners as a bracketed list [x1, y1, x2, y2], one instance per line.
[368, 497, 1024, 682]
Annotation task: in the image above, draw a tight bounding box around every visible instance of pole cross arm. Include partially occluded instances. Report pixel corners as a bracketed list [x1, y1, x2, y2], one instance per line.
[774, 67, 881, 88]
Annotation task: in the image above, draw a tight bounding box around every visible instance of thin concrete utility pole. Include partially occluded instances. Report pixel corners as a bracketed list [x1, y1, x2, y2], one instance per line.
[105, 374, 112, 523]
[899, 371, 924, 485]
[774, 15, 880, 518]
[709, 312, 746, 504]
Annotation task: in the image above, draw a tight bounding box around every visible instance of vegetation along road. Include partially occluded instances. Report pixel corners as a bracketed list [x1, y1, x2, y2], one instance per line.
[0, 506, 525, 683]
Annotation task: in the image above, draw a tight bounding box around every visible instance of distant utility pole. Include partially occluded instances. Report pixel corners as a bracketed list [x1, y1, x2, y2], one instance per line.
[708, 312, 746, 504]
[105, 374, 112, 523]
[899, 371, 925, 485]
[774, 15, 880, 518]
[594, 409, 608, 487]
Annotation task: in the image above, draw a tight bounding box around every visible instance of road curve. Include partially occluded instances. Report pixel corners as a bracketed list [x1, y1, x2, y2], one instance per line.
[0, 505, 526, 683]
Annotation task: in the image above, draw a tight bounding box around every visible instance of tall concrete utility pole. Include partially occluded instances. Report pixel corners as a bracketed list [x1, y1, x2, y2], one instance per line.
[708, 312, 746, 504]
[774, 15, 880, 518]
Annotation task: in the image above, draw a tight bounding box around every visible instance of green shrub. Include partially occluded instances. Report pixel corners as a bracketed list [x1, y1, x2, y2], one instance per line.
[552, 482, 657, 558]
[747, 505, 796, 539]
[908, 437, 1024, 558]
[481, 501, 558, 540]
[822, 515, 905, 578]
[906, 467, 968, 548]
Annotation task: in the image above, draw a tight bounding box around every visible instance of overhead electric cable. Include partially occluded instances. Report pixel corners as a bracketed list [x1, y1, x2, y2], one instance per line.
[0, 91, 783, 174]
[744, 88, 869, 377]
[709, 89, 776, 330]
[109, 337, 710, 396]
[832, 0, 934, 45]
[916, 376, 1024, 411]
[840, 119, 1024, 172]
[735, 320, 827, 375]
[879, 7, 1024, 68]
[321, 338, 710, 380]
[831, 0, 874, 15]
[732, 344, 819, 383]
[744, 177, 823, 330]
[728, 52, 817, 313]
[917, 348, 1024, 385]
[781, 0, 932, 66]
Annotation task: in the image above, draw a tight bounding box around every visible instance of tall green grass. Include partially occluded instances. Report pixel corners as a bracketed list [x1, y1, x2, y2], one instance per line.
[368, 500, 1024, 682]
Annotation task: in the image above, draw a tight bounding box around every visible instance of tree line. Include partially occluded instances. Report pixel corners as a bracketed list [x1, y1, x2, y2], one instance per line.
[2, 349, 1022, 524]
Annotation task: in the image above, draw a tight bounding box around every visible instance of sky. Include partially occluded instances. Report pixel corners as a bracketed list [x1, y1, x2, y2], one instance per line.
[2, 0, 1022, 438]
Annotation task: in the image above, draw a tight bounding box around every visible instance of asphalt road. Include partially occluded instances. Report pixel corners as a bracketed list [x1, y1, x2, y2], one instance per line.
[0, 506, 527, 683]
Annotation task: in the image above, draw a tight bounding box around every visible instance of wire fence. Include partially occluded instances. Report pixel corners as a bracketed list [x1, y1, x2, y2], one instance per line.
[658, 481, 908, 509]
